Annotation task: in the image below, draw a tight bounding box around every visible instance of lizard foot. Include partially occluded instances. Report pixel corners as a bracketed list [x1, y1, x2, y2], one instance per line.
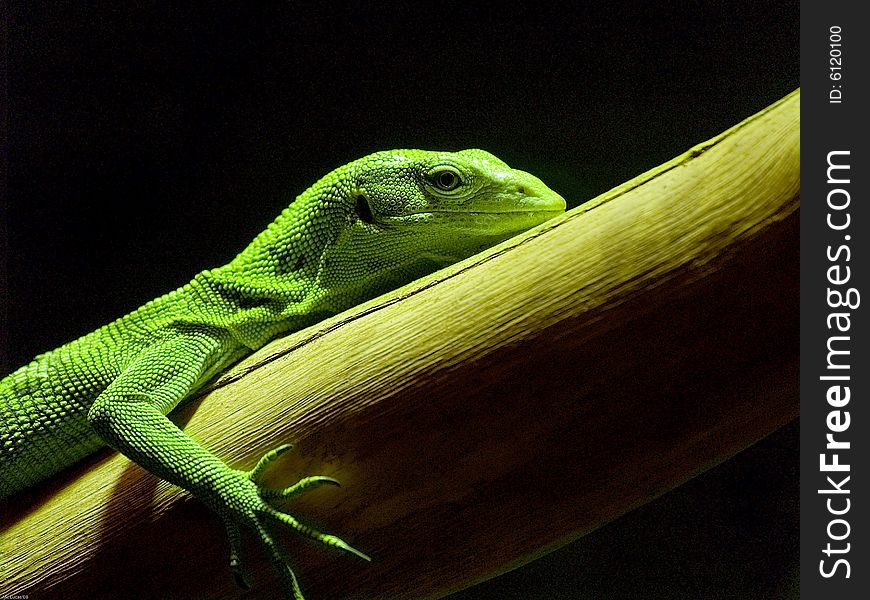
[217, 443, 370, 599]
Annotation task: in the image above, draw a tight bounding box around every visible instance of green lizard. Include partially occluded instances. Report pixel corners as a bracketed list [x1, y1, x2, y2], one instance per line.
[0, 148, 565, 598]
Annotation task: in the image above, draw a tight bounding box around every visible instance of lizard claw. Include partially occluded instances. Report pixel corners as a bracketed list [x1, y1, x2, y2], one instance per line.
[230, 556, 251, 591]
[219, 444, 369, 598]
[224, 518, 252, 590]
[322, 535, 372, 562]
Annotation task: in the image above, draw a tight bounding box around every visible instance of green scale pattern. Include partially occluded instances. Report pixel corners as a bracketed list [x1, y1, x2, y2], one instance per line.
[0, 149, 565, 598]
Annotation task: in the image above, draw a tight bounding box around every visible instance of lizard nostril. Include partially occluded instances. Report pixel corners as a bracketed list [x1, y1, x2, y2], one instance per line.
[517, 186, 526, 194]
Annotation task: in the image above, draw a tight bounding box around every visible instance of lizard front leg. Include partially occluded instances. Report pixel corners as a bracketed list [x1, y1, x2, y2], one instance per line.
[86, 332, 368, 599]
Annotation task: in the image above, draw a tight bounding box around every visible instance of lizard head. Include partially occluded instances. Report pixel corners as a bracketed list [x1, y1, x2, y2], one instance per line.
[345, 148, 566, 263]
[297, 148, 566, 303]
[232, 149, 566, 318]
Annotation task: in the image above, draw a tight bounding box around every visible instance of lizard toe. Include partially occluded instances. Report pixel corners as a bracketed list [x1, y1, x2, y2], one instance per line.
[260, 475, 341, 500]
[247, 443, 295, 484]
[260, 503, 371, 562]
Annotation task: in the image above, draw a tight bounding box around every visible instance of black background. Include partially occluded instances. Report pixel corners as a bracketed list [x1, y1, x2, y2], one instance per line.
[4, 2, 799, 598]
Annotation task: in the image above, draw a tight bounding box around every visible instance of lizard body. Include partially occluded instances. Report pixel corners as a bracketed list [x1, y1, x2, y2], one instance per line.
[0, 149, 565, 598]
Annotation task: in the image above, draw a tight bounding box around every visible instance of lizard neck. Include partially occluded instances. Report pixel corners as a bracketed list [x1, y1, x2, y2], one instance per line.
[187, 177, 354, 350]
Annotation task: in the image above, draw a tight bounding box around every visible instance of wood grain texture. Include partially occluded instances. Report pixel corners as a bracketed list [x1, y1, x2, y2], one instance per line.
[0, 89, 800, 599]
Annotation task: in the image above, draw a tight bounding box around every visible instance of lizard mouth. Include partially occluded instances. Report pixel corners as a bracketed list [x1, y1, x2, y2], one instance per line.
[378, 185, 567, 234]
[408, 209, 565, 215]
[379, 208, 565, 236]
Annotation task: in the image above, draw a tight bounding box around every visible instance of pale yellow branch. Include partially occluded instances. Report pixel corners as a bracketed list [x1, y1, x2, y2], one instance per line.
[0, 89, 800, 599]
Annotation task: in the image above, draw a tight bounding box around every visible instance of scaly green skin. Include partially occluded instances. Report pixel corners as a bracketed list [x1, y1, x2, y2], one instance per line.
[0, 149, 565, 598]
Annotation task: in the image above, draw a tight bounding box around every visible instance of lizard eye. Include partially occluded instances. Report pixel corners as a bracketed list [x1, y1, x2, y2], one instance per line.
[431, 168, 462, 192]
